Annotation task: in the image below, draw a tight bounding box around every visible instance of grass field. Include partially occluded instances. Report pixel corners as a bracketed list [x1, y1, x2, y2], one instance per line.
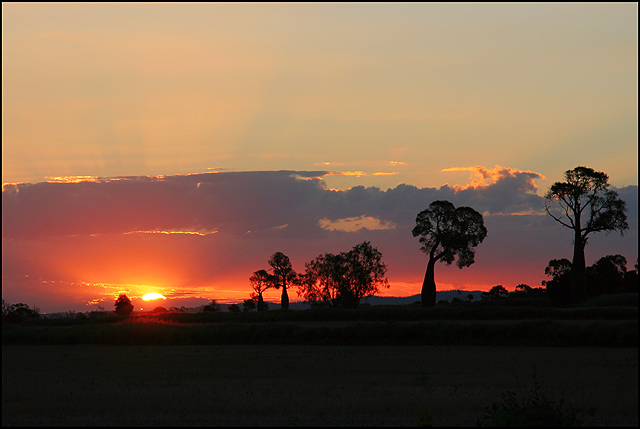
[3, 318, 637, 347]
[2, 344, 637, 426]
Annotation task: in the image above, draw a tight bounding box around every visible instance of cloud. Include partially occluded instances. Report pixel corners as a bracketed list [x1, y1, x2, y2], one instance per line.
[319, 216, 396, 232]
[442, 165, 546, 191]
[2, 169, 637, 312]
[441, 165, 547, 215]
[1, 171, 329, 238]
[325, 171, 367, 177]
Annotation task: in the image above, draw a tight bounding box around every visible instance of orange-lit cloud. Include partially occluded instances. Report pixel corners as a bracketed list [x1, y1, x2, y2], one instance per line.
[319, 216, 396, 232]
[326, 171, 367, 177]
[124, 230, 218, 237]
[45, 176, 101, 183]
[442, 165, 546, 191]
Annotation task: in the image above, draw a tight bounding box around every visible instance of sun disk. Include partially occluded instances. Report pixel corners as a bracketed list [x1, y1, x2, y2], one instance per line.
[142, 293, 166, 301]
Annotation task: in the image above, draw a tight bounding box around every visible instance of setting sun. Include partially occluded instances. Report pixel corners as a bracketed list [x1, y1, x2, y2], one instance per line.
[142, 293, 166, 301]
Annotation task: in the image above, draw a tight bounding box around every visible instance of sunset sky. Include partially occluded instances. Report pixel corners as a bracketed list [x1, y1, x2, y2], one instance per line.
[2, 3, 638, 313]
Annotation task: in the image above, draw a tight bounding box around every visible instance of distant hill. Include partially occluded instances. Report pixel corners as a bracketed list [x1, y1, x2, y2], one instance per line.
[219, 290, 485, 311]
[364, 290, 485, 306]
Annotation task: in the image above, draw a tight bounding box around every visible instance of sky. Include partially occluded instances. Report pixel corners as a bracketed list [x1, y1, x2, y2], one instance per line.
[2, 3, 638, 313]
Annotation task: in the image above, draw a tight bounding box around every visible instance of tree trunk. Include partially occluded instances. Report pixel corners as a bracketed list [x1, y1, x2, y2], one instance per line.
[421, 258, 437, 307]
[281, 284, 289, 311]
[257, 294, 265, 311]
[571, 228, 586, 305]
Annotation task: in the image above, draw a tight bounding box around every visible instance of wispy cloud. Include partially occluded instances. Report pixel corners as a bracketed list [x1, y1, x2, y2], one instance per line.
[124, 230, 218, 237]
[326, 171, 367, 177]
[319, 216, 396, 232]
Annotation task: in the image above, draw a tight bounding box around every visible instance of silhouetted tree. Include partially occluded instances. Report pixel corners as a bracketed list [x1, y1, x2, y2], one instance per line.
[300, 252, 345, 307]
[249, 269, 273, 311]
[203, 299, 220, 312]
[586, 254, 628, 296]
[545, 166, 628, 304]
[342, 241, 389, 308]
[412, 200, 487, 307]
[151, 306, 168, 314]
[228, 304, 241, 313]
[114, 294, 134, 316]
[2, 300, 39, 322]
[242, 298, 257, 312]
[543, 258, 572, 306]
[268, 252, 297, 311]
[481, 285, 509, 300]
[511, 284, 546, 299]
[299, 241, 389, 308]
[622, 260, 638, 294]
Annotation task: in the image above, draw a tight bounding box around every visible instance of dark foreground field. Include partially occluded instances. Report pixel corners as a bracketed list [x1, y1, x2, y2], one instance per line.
[2, 344, 637, 426]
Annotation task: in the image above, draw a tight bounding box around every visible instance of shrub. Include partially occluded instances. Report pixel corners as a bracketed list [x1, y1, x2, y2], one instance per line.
[114, 295, 134, 316]
[2, 301, 40, 323]
[478, 369, 593, 427]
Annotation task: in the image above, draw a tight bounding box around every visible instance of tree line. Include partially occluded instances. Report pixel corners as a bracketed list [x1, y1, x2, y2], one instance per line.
[411, 165, 630, 307]
[236, 165, 631, 310]
[247, 241, 389, 311]
[2, 165, 634, 319]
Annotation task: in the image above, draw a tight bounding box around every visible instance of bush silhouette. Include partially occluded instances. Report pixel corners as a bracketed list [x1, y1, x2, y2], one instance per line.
[114, 295, 134, 316]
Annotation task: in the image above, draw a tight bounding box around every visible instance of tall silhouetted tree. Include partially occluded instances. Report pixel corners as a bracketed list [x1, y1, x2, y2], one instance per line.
[249, 269, 273, 311]
[342, 241, 389, 308]
[300, 252, 345, 307]
[412, 200, 487, 307]
[299, 241, 388, 308]
[268, 252, 296, 311]
[545, 166, 628, 304]
[114, 294, 134, 316]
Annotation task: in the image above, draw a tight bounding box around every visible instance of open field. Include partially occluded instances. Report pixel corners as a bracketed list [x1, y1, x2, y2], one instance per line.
[3, 318, 637, 347]
[2, 344, 637, 426]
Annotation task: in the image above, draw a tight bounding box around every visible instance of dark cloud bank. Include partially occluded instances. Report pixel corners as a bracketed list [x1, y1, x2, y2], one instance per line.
[2, 170, 637, 311]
